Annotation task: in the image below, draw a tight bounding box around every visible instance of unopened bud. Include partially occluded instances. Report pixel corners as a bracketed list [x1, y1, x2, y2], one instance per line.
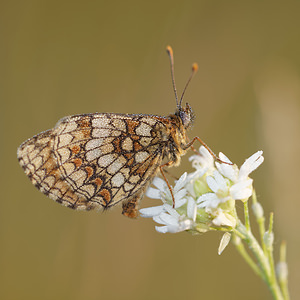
[263, 231, 274, 249]
[276, 262, 288, 282]
[252, 202, 264, 219]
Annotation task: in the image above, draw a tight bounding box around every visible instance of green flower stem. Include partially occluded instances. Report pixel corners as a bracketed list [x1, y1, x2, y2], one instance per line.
[234, 222, 284, 300]
[252, 191, 267, 255]
[243, 201, 250, 231]
[279, 241, 290, 300]
[232, 233, 264, 280]
[266, 213, 281, 299]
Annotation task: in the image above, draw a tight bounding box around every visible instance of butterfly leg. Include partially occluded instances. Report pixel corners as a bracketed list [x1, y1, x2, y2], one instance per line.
[163, 169, 179, 180]
[185, 136, 233, 165]
[122, 192, 142, 219]
[159, 162, 176, 208]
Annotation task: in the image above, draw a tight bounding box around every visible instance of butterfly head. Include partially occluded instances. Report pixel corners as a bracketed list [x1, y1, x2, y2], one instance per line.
[177, 103, 195, 130]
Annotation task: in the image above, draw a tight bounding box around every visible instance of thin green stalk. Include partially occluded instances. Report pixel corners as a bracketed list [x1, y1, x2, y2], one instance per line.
[232, 233, 264, 280]
[235, 223, 269, 278]
[235, 222, 284, 300]
[252, 191, 267, 255]
[244, 201, 250, 231]
[278, 241, 290, 300]
[265, 213, 279, 297]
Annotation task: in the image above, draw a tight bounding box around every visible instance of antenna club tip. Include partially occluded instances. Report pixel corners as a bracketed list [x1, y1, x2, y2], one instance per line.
[192, 63, 199, 72]
[166, 45, 173, 55]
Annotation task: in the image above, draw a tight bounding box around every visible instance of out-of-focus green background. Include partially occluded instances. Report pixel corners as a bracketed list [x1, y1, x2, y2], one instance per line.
[1, 1, 300, 299]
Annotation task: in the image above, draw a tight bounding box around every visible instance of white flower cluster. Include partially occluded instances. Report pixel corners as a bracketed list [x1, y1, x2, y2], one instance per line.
[140, 147, 264, 235]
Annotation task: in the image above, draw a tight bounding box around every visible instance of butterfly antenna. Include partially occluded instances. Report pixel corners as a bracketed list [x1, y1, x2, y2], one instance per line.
[166, 46, 179, 109]
[179, 63, 198, 107]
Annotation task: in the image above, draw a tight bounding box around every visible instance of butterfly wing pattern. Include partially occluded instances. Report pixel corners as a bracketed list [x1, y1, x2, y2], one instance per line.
[17, 110, 192, 218]
[17, 46, 198, 218]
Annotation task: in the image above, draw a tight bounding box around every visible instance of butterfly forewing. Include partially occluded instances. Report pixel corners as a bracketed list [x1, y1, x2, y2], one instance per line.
[17, 113, 170, 213]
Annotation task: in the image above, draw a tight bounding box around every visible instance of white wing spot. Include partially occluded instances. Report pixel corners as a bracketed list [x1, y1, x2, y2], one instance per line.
[122, 137, 133, 151]
[92, 128, 111, 138]
[92, 117, 110, 128]
[98, 154, 117, 167]
[112, 119, 126, 131]
[135, 151, 149, 163]
[140, 117, 156, 126]
[86, 148, 102, 162]
[124, 182, 135, 191]
[85, 138, 104, 150]
[107, 156, 126, 175]
[58, 134, 73, 147]
[135, 123, 152, 136]
[111, 130, 122, 137]
[111, 173, 125, 187]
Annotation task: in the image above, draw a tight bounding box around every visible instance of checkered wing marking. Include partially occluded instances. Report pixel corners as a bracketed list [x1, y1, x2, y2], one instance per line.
[17, 113, 167, 210]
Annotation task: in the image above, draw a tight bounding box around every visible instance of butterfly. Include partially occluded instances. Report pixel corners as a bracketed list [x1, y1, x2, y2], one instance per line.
[17, 46, 218, 218]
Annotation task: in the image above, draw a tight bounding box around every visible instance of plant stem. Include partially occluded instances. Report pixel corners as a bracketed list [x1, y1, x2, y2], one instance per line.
[278, 241, 290, 300]
[252, 190, 267, 255]
[244, 201, 250, 231]
[265, 213, 281, 299]
[235, 222, 284, 300]
[232, 233, 264, 280]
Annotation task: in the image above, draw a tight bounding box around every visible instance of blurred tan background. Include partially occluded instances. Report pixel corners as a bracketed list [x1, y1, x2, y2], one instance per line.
[1, 1, 300, 299]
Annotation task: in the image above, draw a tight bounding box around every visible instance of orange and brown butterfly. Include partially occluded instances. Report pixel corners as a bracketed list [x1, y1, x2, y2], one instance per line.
[17, 46, 215, 218]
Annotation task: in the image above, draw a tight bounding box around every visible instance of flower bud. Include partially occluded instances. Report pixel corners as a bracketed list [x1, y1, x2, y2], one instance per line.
[263, 231, 274, 249]
[276, 262, 288, 282]
[252, 202, 264, 219]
